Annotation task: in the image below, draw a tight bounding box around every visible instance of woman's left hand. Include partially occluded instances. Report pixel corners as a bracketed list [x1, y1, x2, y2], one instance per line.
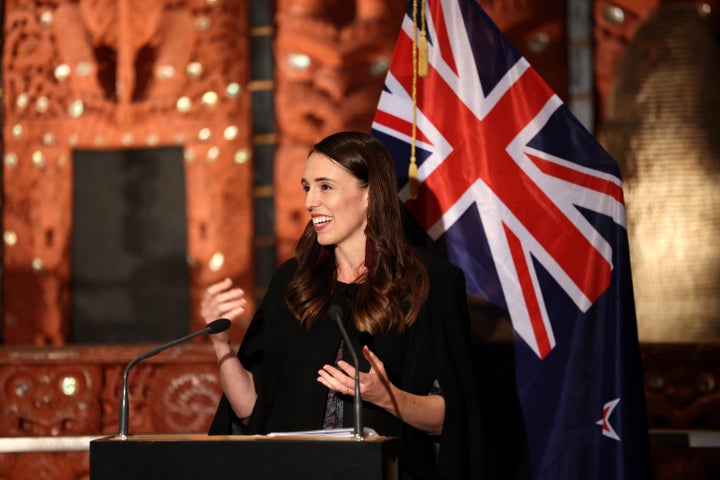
[317, 346, 394, 410]
[317, 345, 445, 433]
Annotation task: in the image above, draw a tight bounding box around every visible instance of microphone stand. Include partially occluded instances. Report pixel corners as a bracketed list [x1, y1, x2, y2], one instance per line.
[329, 306, 364, 440]
[118, 318, 230, 438]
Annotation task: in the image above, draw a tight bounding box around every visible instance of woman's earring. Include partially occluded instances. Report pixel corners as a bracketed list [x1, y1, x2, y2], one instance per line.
[364, 237, 376, 268]
[315, 245, 330, 266]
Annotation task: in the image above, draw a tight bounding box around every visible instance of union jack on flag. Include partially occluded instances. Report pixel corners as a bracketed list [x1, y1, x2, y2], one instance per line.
[372, 1, 650, 478]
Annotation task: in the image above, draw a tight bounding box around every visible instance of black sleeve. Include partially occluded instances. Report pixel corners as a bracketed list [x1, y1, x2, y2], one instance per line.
[208, 261, 295, 435]
[435, 263, 487, 479]
[208, 295, 279, 435]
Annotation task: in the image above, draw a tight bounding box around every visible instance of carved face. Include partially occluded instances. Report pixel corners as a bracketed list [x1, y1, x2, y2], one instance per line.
[1, 365, 101, 435]
[274, 13, 396, 142]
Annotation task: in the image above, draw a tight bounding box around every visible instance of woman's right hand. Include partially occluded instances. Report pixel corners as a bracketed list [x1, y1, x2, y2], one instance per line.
[201, 278, 247, 343]
[201, 278, 258, 418]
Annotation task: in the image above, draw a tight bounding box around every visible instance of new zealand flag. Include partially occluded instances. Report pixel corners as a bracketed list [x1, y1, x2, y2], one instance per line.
[372, 0, 651, 478]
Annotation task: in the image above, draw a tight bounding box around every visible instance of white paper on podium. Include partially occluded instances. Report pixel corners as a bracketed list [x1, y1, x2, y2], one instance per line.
[267, 428, 378, 438]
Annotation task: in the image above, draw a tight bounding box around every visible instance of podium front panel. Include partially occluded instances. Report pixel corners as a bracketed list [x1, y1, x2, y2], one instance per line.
[90, 434, 399, 480]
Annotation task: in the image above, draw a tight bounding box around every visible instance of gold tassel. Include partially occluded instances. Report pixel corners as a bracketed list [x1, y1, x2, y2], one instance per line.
[408, 157, 419, 199]
[418, 35, 428, 77]
[409, 0, 421, 200]
[418, 0, 428, 77]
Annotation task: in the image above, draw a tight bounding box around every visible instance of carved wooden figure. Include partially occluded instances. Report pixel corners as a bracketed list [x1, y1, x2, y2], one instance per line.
[2, 0, 254, 345]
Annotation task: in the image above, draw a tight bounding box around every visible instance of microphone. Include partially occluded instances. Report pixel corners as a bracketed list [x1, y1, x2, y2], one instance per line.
[117, 318, 231, 438]
[328, 305, 364, 440]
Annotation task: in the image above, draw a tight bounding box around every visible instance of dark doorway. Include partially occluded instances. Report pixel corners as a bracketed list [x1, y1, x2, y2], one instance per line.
[71, 147, 190, 343]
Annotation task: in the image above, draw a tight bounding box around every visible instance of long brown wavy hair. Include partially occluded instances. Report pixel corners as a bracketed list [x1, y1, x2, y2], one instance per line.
[285, 131, 429, 333]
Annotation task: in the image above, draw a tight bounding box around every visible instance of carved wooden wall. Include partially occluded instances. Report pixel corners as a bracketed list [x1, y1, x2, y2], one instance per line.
[2, 0, 254, 346]
[0, 345, 220, 478]
[10, 0, 709, 345]
[0, 345, 220, 437]
[2, 0, 720, 479]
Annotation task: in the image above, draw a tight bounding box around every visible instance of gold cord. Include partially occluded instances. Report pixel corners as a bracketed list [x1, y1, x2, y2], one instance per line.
[409, 0, 424, 200]
[418, 0, 428, 77]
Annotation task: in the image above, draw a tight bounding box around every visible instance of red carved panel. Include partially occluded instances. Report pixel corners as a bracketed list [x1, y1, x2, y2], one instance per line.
[2, 0, 254, 345]
[643, 343, 720, 479]
[0, 451, 89, 480]
[652, 447, 720, 480]
[0, 345, 222, 437]
[98, 363, 221, 434]
[643, 343, 720, 429]
[1, 364, 102, 436]
[0, 345, 222, 479]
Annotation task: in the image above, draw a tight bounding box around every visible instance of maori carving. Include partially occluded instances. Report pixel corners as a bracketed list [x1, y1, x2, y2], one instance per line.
[96, 348, 222, 435]
[148, 368, 222, 432]
[0, 364, 102, 436]
[2, 0, 253, 344]
[593, 0, 658, 124]
[99, 362, 153, 434]
[0, 451, 88, 480]
[274, 142, 315, 261]
[643, 344, 720, 428]
[97, 363, 124, 434]
[51, 1, 196, 123]
[0, 357, 220, 478]
[273, 0, 406, 262]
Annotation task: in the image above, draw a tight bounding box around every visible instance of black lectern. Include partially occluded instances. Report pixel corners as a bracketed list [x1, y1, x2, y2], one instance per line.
[90, 434, 399, 480]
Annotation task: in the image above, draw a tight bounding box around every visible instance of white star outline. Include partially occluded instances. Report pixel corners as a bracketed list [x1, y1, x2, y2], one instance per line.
[596, 397, 621, 441]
